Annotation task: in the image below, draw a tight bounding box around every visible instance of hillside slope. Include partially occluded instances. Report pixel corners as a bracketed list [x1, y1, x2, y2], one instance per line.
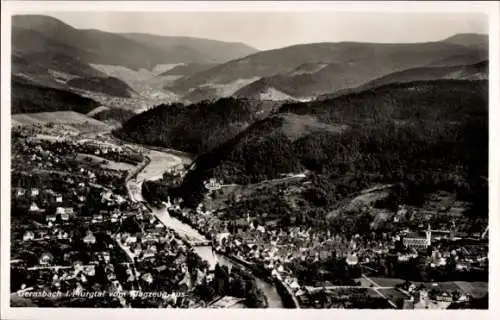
[89, 107, 136, 125]
[13, 15, 164, 71]
[317, 60, 488, 100]
[12, 111, 111, 133]
[11, 76, 101, 114]
[359, 60, 488, 89]
[120, 33, 257, 64]
[158, 63, 219, 77]
[11, 15, 256, 103]
[442, 33, 488, 50]
[176, 80, 487, 209]
[172, 37, 487, 100]
[115, 98, 281, 154]
[66, 76, 134, 98]
[13, 15, 257, 70]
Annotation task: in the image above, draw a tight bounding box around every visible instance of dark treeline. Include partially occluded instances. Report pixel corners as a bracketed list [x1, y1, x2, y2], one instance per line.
[91, 107, 136, 124]
[12, 76, 100, 114]
[115, 97, 280, 154]
[175, 80, 487, 214]
[67, 76, 133, 98]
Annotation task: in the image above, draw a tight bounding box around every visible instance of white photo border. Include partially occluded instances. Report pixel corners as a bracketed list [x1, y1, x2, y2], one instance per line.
[1, 2, 499, 320]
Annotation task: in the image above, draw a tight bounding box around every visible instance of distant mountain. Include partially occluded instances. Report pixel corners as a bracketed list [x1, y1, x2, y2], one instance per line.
[172, 35, 487, 101]
[157, 63, 219, 77]
[233, 78, 299, 101]
[11, 27, 106, 90]
[120, 33, 258, 64]
[181, 87, 220, 104]
[442, 33, 488, 50]
[66, 76, 134, 98]
[13, 15, 257, 70]
[11, 76, 100, 114]
[317, 60, 488, 100]
[11, 14, 257, 103]
[176, 80, 488, 207]
[13, 15, 163, 71]
[358, 60, 488, 89]
[425, 53, 487, 67]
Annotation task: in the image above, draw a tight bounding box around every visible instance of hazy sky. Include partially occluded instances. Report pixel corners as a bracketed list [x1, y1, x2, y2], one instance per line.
[46, 12, 488, 50]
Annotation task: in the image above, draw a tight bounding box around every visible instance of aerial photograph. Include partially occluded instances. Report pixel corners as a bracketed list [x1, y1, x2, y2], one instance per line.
[6, 8, 490, 310]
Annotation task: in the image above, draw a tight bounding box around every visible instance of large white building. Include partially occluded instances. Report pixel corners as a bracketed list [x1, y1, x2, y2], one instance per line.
[403, 225, 432, 250]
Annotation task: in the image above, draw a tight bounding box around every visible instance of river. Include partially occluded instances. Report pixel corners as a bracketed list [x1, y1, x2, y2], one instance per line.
[126, 146, 285, 308]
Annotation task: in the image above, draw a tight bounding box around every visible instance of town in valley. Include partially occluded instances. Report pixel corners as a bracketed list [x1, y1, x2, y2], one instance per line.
[7, 10, 490, 310]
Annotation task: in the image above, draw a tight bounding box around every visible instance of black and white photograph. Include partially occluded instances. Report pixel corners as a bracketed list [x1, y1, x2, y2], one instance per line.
[1, 1, 498, 318]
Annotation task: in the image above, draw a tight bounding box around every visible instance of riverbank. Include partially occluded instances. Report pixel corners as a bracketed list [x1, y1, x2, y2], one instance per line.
[225, 254, 299, 308]
[163, 206, 300, 308]
[127, 156, 151, 181]
[121, 144, 286, 308]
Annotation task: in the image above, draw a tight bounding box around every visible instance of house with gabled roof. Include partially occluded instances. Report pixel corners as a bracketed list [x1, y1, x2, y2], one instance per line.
[91, 214, 104, 224]
[30, 203, 44, 212]
[23, 230, 35, 241]
[39, 252, 54, 265]
[15, 188, 26, 198]
[83, 265, 96, 276]
[83, 231, 96, 244]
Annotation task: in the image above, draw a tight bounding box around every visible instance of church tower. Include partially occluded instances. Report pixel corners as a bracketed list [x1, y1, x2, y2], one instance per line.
[425, 224, 432, 246]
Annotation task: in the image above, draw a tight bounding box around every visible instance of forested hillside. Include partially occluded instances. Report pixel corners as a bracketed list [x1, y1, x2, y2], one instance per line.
[89, 107, 137, 124]
[12, 76, 100, 114]
[175, 80, 488, 210]
[115, 98, 281, 154]
[172, 38, 487, 101]
[67, 76, 133, 98]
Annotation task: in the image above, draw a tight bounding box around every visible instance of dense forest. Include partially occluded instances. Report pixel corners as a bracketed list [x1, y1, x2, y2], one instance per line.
[117, 80, 488, 234]
[175, 80, 487, 215]
[11, 76, 100, 114]
[91, 107, 136, 124]
[115, 97, 281, 154]
[67, 76, 133, 98]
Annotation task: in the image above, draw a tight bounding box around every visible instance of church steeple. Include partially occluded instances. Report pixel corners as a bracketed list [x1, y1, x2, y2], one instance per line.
[426, 223, 432, 246]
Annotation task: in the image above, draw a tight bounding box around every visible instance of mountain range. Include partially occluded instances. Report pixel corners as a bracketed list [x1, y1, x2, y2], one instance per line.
[172, 36, 487, 102]
[11, 14, 258, 103]
[11, 14, 488, 112]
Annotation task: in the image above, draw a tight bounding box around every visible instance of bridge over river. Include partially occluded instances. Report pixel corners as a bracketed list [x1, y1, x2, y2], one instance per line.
[124, 142, 286, 308]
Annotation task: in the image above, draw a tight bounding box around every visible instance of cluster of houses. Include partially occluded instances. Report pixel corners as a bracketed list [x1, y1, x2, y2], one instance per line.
[11, 127, 488, 308]
[10, 134, 136, 306]
[11, 128, 223, 308]
[111, 207, 214, 307]
[163, 198, 488, 310]
[396, 280, 486, 309]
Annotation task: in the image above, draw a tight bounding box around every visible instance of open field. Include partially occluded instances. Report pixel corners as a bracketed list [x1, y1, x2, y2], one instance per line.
[378, 288, 410, 303]
[76, 153, 137, 172]
[363, 277, 406, 288]
[202, 173, 308, 211]
[412, 281, 488, 298]
[453, 281, 488, 299]
[361, 277, 488, 299]
[12, 111, 111, 132]
[135, 149, 183, 182]
[86, 106, 109, 117]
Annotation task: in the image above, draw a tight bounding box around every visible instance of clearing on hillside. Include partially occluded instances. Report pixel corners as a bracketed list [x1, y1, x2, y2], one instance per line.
[86, 106, 110, 117]
[12, 111, 111, 132]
